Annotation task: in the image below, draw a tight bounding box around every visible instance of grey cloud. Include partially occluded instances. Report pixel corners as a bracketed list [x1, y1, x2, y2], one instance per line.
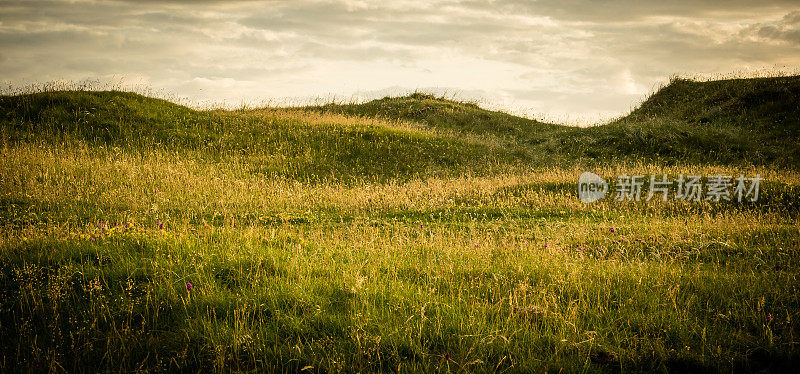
[1, 0, 798, 119]
[785, 11, 800, 25]
[746, 11, 800, 44]
[489, 0, 800, 21]
[758, 26, 800, 44]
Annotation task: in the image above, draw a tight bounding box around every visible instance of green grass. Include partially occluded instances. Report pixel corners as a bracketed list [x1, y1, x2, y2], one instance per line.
[309, 77, 800, 169]
[0, 76, 799, 372]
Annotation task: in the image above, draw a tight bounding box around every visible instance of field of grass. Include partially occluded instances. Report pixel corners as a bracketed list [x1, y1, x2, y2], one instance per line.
[1, 76, 799, 372]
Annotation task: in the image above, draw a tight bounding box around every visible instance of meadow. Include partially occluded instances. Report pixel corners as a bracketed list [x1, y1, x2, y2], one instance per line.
[0, 76, 799, 372]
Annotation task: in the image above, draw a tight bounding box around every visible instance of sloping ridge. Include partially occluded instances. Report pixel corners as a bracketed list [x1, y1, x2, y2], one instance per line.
[0, 90, 195, 143]
[600, 75, 800, 167]
[0, 90, 521, 182]
[625, 75, 800, 135]
[315, 76, 800, 168]
[309, 92, 561, 140]
[2, 75, 799, 173]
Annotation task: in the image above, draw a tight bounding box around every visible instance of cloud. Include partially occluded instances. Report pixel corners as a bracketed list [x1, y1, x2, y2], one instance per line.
[745, 11, 800, 44]
[489, 0, 798, 21]
[0, 0, 798, 120]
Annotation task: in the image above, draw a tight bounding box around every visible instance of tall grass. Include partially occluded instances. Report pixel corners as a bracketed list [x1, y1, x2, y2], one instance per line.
[1, 79, 799, 372]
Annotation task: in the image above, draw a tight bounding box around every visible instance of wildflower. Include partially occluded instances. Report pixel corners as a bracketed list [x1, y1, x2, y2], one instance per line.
[186, 282, 194, 291]
[90, 237, 95, 242]
[157, 221, 164, 230]
[766, 314, 773, 323]
[610, 227, 616, 233]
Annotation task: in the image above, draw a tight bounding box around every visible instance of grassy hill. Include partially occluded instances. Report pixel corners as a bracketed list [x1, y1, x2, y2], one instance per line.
[574, 75, 800, 167]
[309, 92, 560, 140]
[3, 75, 799, 180]
[0, 91, 523, 182]
[309, 76, 800, 169]
[1, 76, 799, 372]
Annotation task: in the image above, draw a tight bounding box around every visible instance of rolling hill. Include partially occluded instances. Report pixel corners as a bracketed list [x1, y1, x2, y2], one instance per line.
[0, 91, 522, 182]
[1, 75, 799, 182]
[310, 75, 800, 169]
[1, 76, 799, 372]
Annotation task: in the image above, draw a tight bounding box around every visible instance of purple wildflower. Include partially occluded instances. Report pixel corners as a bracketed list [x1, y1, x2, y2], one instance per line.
[186, 282, 193, 291]
[610, 227, 616, 233]
[156, 221, 164, 230]
[766, 314, 773, 323]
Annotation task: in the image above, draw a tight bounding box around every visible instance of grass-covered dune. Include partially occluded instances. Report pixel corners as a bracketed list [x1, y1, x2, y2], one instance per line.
[0, 76, 799, 372]
[0, 91, 523, 183]
[577, 75, 800, 168]
[314, 75, 800, 169]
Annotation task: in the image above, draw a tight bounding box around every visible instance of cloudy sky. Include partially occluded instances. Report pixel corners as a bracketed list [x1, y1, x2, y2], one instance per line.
[1, 0, 799, 121]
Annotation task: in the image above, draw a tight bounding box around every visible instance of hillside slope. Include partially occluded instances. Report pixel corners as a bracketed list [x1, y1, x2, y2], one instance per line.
[312, 76, 800, 168]
[626, 75, 800, 135]
[588, 75, 800, 166]
[2, 75, 798, 179]
[0, 91, 522, 182]
[309, 92, 561, 140]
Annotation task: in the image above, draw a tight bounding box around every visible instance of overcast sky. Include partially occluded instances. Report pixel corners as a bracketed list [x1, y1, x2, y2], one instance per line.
[1, 0, 799, 122]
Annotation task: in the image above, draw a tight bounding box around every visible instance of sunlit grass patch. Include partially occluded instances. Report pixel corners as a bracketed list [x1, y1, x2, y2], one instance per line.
[1, 77, 799, 371]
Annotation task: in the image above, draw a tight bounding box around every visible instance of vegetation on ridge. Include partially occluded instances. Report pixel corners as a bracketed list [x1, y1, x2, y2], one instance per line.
[0, 76, 798, 372]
